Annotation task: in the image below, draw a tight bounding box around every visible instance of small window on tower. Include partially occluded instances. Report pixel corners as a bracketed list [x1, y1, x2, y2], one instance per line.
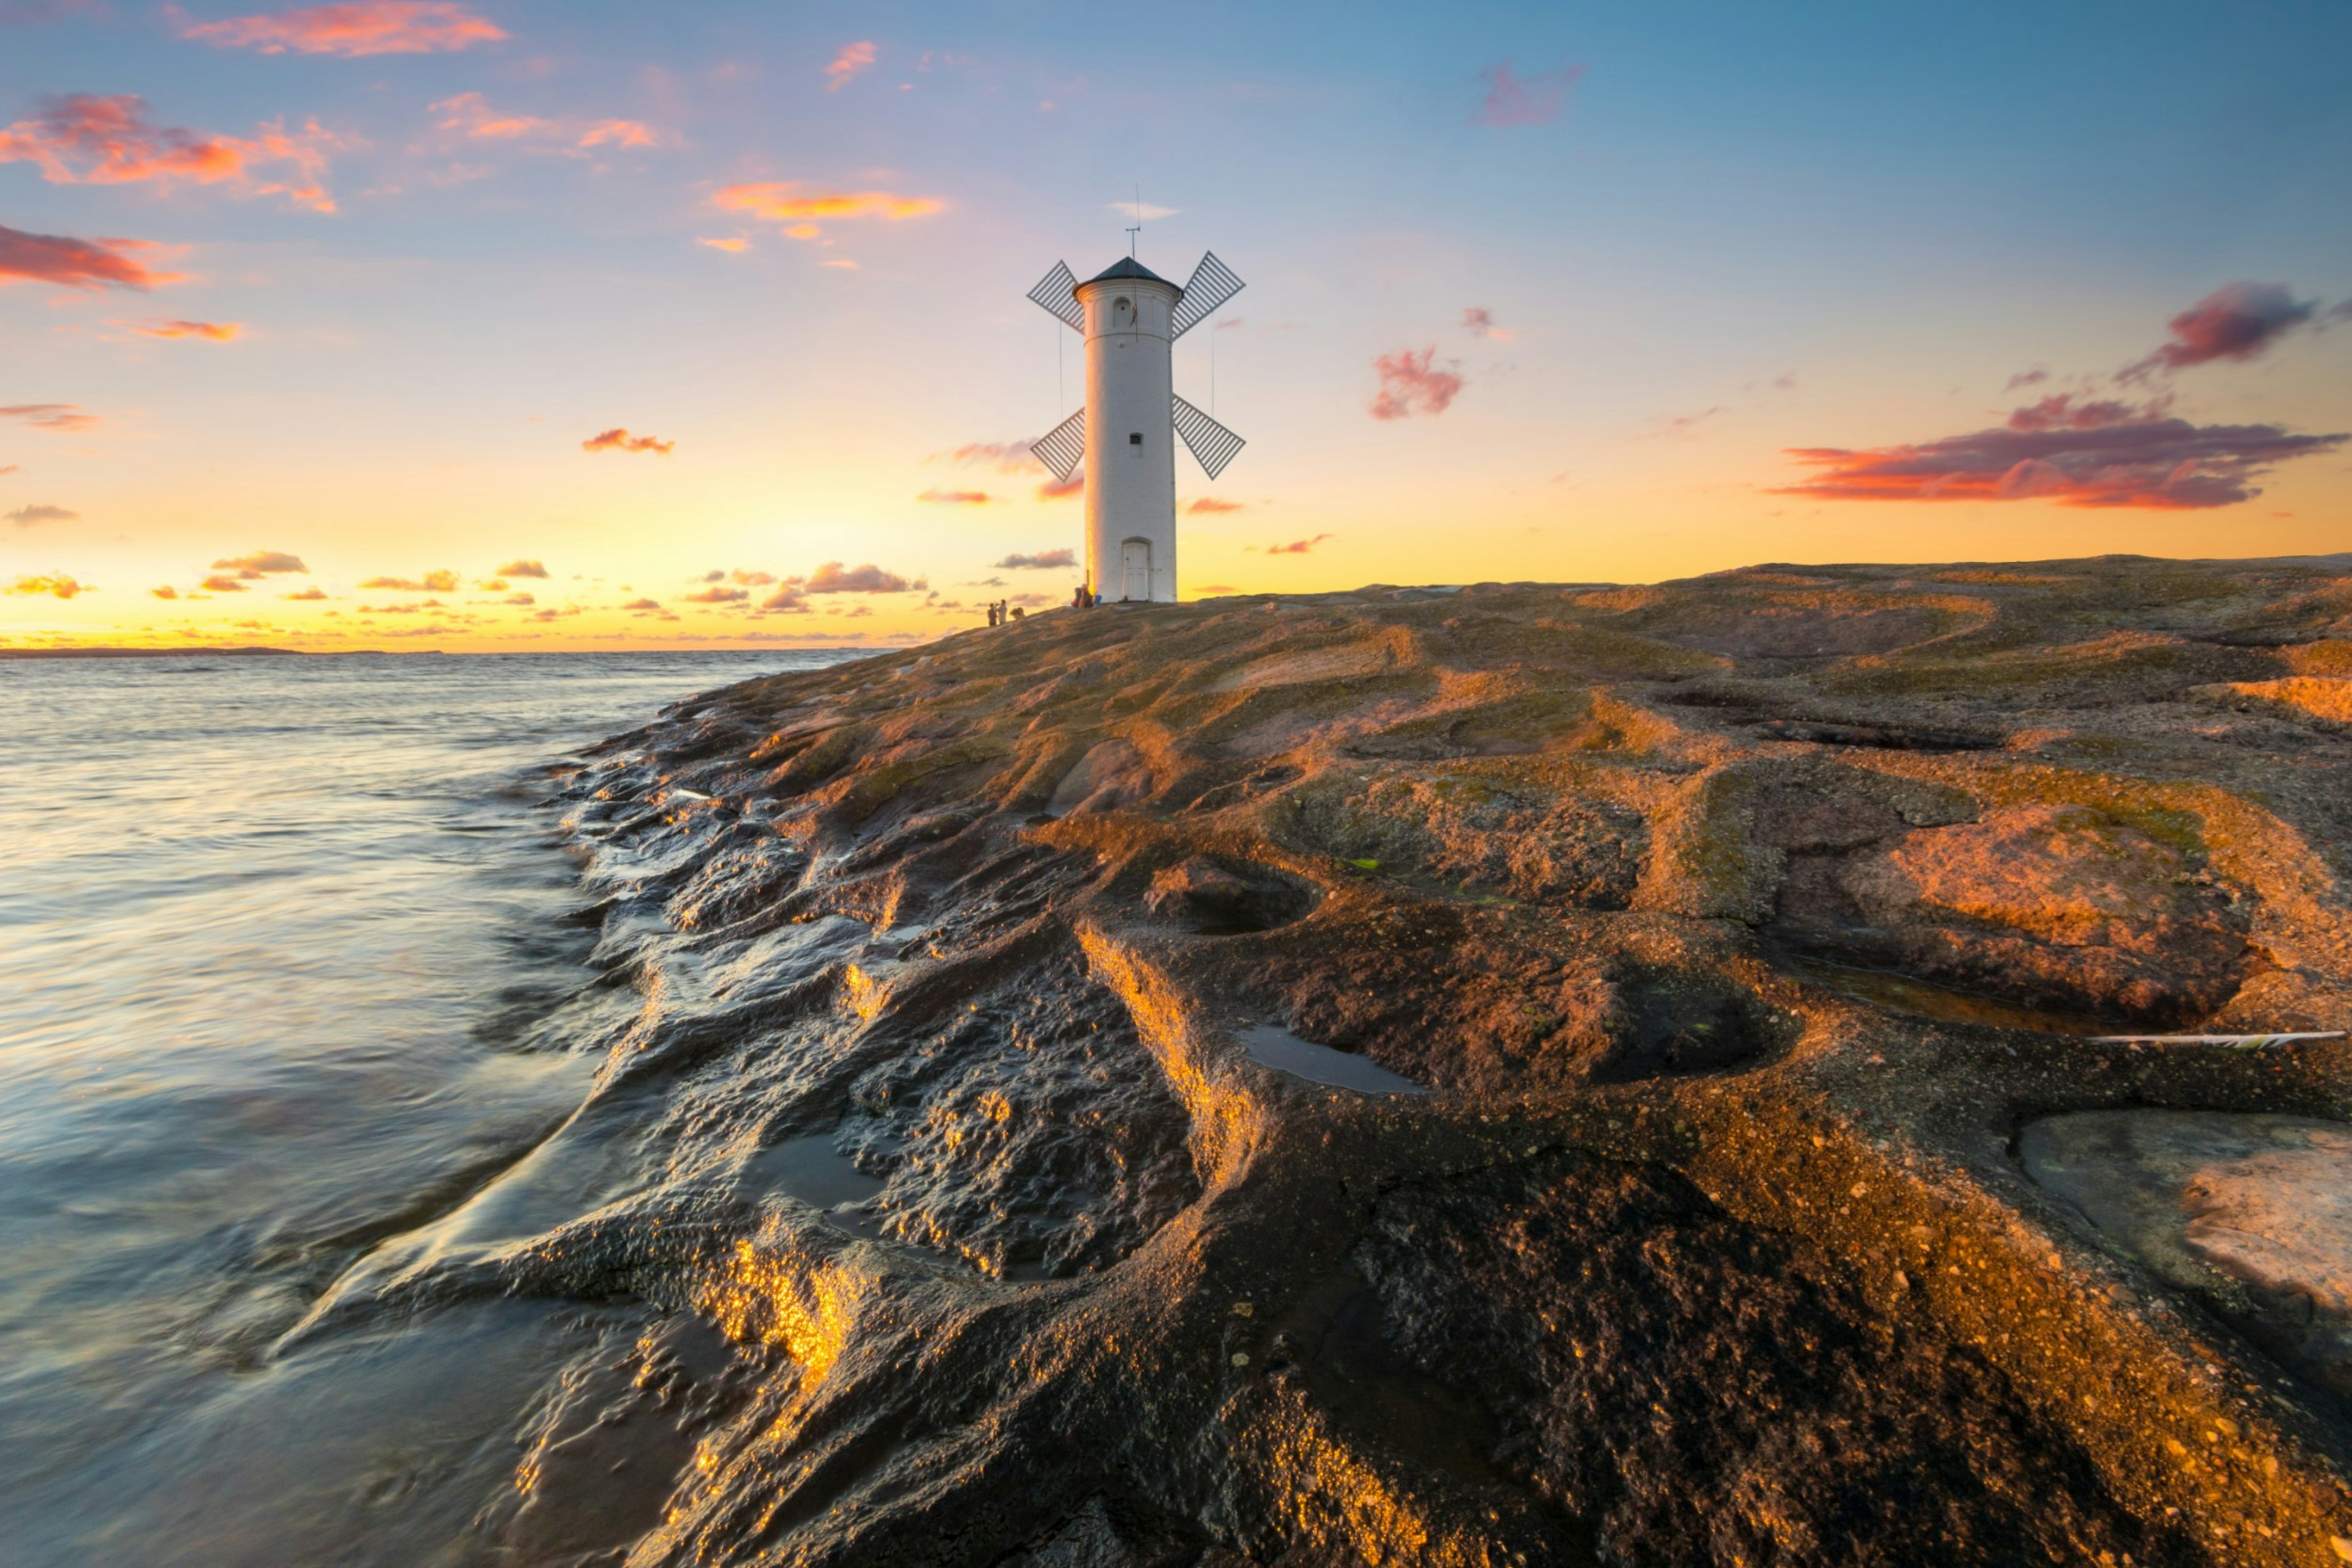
[1128, 432, 1143, 446]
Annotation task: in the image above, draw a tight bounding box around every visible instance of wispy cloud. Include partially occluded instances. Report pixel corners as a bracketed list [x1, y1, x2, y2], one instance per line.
[582, 427, 673, 454]
[993, 548, 1074, 569]
[918, 488, 989, 505]
[1187, 497, 1243, 513]
[124, 318, 242, 340]
[1461, 306, 1510, 340]
[1650, 405, 1725, 438]
[429, 92, 671, 154]
[1778, 393, 2346, 510]
[0, 93, 347, 211]
[359, 569, 458, 590]
[1264, 534, 1333, 555]
[1037, 473, 1083, 500]
[2004, 367, 2048, 391]
[681, 584, 748, 603]
[284, 586, 326, 600]
[199, 573, 250, 592]
[697, 236, 749, 253]
[935, 440, 1038, 473]
[0, 223, 176, 290]
[824, 40, 875, 90]
[176, 1, 507, 57]
[6, 503, 75, 527]
[1370, 347, 1464, 420]
[1, 403, 100, 431]
[213, 549, 306, 572]
[1473, 61, 1586, 127]
[1109, 200, 1178, 220]
[9, 573, 86, 598]
[2119, 281, 2324, 382]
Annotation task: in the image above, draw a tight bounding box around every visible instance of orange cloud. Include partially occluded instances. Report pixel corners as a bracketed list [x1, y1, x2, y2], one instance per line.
[126, 318, 243, 340]
[712, 183, 943, 238]
[821, 258, 859, 270]
[0, 224, 175, 290]
[7, 503, 76, 527]
[152, 584, 179, 599]
[697, 236, 749, 253]
[284, 586, 326, 600]
[495, 558, 547, 578]
[1, 404, 101, 431]
[502, 592, 533, 605]
[358, 569, 458, 590]
[200, 573, 250, 591]
[993, 548, 1074, 569]
[824, 40, 876, 90]
[0, 94, 345, 211]
[1187, 497, 1243, 513]
[582, 428, 673, 454]
[1037, 473, 1084, 500]
[177, 2, 507, 57]
[619, 597, 662, 611]
[681, 585, 748, 604]
[917, 488, 989, 505]
[1370, 347, 1463, 420]
[1265, 534, 1333, 554]
[10, 573, 87, 598]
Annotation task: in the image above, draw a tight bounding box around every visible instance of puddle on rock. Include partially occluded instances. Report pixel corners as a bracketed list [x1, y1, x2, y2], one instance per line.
[1787, 957, 2111, 1036]
[743, 1132, 887, 1216]
[2022, 1109, 2352, 1401]
[1241, 1025, 1425, 1095]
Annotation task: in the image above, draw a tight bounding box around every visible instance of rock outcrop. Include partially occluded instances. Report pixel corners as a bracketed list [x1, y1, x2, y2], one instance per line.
[530, 556, 2352, 1566]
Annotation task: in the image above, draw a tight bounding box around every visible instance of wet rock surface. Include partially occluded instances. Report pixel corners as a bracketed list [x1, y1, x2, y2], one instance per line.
[301, 556, 2352, 1564]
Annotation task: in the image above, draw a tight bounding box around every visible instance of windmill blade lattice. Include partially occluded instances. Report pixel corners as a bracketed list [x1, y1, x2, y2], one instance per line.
[1170, 251, 1245, 339]
[1171, 394, 1245, 480]
[1030, 407, 1086, 481]
[1026, 262, 1084, 332]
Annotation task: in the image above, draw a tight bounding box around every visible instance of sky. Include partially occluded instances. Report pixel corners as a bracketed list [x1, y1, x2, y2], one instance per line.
[2, 0, 2348, 652]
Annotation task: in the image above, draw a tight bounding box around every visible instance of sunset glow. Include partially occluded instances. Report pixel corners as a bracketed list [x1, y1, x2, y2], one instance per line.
[2, 2, 2345, 654]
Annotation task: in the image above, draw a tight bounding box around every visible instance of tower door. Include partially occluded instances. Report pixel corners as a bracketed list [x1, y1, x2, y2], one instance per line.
[1120, 538, 1151, 601]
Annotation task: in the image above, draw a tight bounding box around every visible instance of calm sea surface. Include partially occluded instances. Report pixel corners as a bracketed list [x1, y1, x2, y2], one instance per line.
[0, 649, 852, 1567]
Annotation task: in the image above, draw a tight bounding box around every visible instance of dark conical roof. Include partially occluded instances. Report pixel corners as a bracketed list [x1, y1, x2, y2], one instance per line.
[1083, 255, 1177, 289]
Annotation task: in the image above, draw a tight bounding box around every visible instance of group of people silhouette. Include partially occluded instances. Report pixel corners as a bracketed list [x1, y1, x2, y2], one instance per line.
[984, 600, 1023, 627]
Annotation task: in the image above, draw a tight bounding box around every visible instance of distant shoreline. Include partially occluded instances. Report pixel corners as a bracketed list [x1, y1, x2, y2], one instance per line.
[0, 646, 313, 662]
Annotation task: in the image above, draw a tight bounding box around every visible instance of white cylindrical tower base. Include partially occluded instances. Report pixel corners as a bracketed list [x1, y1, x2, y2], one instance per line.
[1074, 262, 1179, 603]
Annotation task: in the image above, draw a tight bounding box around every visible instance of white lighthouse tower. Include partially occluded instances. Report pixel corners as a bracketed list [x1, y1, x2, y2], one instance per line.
[1026, 252, 1248, 603]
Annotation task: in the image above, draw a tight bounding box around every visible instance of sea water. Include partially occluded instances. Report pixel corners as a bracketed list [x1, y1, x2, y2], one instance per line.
[0, 650, 851, 1567]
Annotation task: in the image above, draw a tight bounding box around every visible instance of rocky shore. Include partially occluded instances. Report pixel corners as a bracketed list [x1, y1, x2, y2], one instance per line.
[537, 556, 2352, 1566]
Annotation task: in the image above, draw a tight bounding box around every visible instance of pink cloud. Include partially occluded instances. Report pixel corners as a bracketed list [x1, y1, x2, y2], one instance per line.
[918, 488, 989, 505]
[429, 92, 672, 154]
[1461, 306, 1510, 340]
[176, 2, 507, 57]
[806, 561, 913, 593]
[1473, 62, 1585, 127]
[1266, 533, 1333, 554]
[0, 224, 176, 290]
[993, 548, 1074, 569]
[1370, 347, 1464, 420]
[1187, 497, 1243, 513]
[824, 40, 876, 91]
[2120, 282, 2322, 381]
[1778, 393, 2345, 510]
[1036, 473, 1083, 500]
[681, 585, 748, 604]
[0, 92, 346, 210]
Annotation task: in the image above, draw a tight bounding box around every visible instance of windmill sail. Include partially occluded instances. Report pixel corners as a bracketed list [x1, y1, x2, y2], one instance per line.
[1170, 251, 1245, 339]
[1171, 394, 1245, 480]
[1030, 407, 1086, 482]
[1025, 262, 1085, 332]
